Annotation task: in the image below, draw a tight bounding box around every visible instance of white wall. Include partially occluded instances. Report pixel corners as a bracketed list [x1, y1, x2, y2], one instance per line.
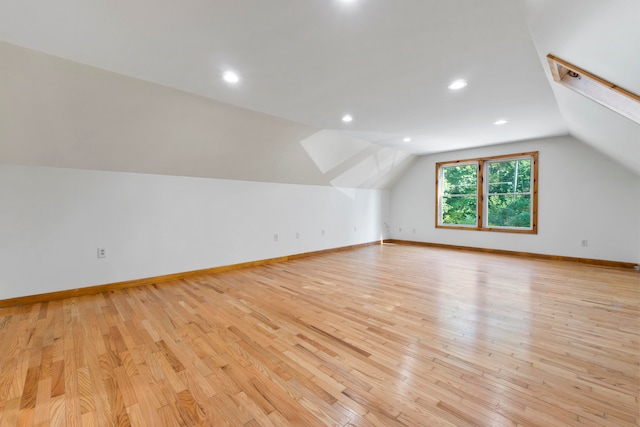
[389, 135, 640, 264]
[0, 164, 390, 300]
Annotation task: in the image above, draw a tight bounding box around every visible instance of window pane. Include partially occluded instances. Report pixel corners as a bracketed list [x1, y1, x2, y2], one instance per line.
[437, 152, 536, 233]
[488, 159, 531, 194]
[442, 195, 477, 226]
[443, 164, 477, 195]
[487, 194, 531, 228]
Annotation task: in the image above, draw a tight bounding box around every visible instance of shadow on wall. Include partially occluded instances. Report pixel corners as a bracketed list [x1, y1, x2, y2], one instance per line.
[300, 130, 415, 197]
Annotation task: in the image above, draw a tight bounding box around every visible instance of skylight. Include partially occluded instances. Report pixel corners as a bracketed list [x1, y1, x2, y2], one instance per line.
[547, 54, 640, 125]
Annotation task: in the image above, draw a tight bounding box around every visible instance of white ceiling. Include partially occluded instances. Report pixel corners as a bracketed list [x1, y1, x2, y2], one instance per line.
[0, 0, 638, 180]
[0, 0, 568, 154]
[522, 0, 640, 175]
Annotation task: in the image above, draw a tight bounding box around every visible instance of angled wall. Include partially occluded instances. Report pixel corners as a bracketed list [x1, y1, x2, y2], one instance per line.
[523, 0, 640, 175]
[0, 41, 411, 300]
[0, 41, 414, 189]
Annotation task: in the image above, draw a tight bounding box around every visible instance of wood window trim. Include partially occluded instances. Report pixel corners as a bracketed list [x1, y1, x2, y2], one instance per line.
[547, 54, 640, 125]
[435, 151, 538, 234]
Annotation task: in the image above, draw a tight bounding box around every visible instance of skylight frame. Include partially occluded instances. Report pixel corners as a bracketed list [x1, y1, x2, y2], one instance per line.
[547, 54, 640, 125]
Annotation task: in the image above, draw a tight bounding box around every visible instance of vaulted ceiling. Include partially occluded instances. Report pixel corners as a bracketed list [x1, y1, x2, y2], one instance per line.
[522, 0, 640, 175]
[1, 0, 638, 187]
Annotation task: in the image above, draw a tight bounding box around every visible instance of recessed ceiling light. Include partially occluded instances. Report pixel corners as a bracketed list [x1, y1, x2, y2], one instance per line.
[342, 114, 353, 123]
[223, 71, 240, 84]
[494, 119, 508, 125]
[403, 137, 412, 142]
[448, 79, 467, 90]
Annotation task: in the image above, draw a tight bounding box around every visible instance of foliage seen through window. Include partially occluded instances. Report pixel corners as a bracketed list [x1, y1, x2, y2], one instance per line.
[436, 152, 537, 233]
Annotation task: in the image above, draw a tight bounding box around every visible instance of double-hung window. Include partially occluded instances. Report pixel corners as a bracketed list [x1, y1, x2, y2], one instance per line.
[436, 152, 538, 233]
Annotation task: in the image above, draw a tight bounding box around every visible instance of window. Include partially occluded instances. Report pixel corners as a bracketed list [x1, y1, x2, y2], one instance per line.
[436, 152, 538, 233]
[440, 163, 478, 227]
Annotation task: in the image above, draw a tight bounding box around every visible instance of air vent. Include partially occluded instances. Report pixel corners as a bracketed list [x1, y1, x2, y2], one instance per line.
[547, 54, 640, 124]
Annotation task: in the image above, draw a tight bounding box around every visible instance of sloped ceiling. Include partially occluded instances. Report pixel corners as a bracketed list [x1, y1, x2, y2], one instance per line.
[522, 0, 640, 175]
[0, 0, 637, 186]
[0, 41, 413, 188]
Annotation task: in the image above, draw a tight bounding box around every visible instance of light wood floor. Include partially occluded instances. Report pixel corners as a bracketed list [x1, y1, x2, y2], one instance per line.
[0, 244, 638, 426]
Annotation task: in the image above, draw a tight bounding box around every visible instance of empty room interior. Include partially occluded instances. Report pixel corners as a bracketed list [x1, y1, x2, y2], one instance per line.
[1, 0, 639, 426]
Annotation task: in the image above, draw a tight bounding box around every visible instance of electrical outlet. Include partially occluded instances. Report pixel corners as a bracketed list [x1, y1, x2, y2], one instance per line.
[273, 234, 278, 242]
[581, 239, 588, 247]
[354, 226, 357, 232]
[97, 248, 107, 258]
[321, 229, 325, 236]
[413, 228, 416, 234]
[399, 227, 402, 232]
[296, 232, 300, 239]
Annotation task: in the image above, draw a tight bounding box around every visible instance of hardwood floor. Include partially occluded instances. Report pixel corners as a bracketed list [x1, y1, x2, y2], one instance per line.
[0, 244, 638, 426]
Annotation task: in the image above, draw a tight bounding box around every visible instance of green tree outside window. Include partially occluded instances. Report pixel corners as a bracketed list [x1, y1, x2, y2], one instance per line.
[436, 152, 537, 233]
